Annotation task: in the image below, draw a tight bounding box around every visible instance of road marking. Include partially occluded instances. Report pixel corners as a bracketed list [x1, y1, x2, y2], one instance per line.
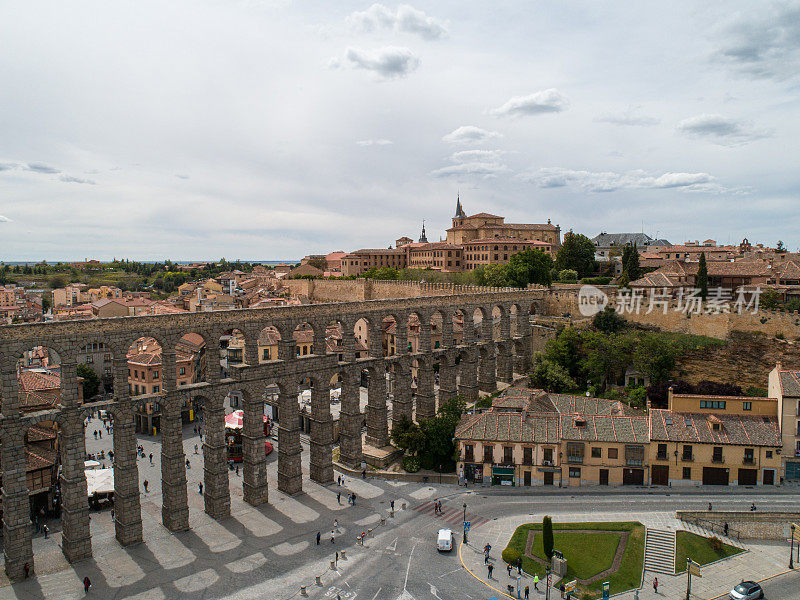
[438, 567, 462, 578]
[403, 540, 418, 590]
[427, 582, 443, 599]
[370, 588, 382, 600]
[457, 539, 514, 600]
[386, 537, 398, 551]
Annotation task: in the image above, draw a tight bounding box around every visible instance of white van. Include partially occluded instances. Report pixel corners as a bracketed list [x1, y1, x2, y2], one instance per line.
[437, 529, 453, 552]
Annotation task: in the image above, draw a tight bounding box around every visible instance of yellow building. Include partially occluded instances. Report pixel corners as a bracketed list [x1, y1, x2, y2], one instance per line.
[648, 389, 782, 487]
[768, 364, 800, 480]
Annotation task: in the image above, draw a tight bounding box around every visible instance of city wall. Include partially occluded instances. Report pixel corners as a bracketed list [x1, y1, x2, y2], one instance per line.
[677, 511, 800, 541]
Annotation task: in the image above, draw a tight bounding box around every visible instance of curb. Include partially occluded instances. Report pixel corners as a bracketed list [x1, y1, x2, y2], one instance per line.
[704, 567, 799, 600]
[457, 540, 516, 600]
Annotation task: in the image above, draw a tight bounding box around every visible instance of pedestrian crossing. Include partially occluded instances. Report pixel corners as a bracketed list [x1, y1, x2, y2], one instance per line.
[411, 500, 490, 529]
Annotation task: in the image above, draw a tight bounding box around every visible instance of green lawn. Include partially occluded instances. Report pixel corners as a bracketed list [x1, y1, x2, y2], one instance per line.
[675, 531, 743, 573]
[503, 521, 645, 599]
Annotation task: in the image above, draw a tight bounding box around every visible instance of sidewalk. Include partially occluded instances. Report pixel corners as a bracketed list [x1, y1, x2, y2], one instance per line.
[457, 511, 797, 600]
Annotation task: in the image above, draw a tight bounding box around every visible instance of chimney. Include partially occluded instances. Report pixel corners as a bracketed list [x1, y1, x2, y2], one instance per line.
[667, 385, 674, 410]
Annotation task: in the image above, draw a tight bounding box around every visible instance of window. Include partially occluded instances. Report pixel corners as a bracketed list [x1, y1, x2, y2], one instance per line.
[712, 447, 723, 463]
[569, 467, 581, 478]
[682, 467, 692, 480]
[591, 447, 602, 459]
[134, 384, 139, 395]
[657, 444, 668, 460]
[153, 385, 160, 393]
[742, 401, 752, 411]
[566, 442, 584, 464]
[543, 448, 554, 464]
[682, 445, 693, 461]
[523, 447, 533, 465]
[766, 450, 773, 459]
[503, 446, 513, 464]
[483, 445, 494, 463]
[153, 370, 159, 379]
[608, 448, 618, 459]
[700, 400, 726, 409]
[86, 354, 93, 363]
[625, 445, 644, 467]
[744, 448, 754, 464]
[180, 367, 186, 375]
[464, 444, 474, 462]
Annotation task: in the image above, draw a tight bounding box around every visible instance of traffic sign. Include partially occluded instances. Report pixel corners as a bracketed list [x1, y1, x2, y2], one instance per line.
[464, 521, 470, 532]
[602, 581, 610, 600]
[689, 562, 702, 577]
[564, 580, 577, 593]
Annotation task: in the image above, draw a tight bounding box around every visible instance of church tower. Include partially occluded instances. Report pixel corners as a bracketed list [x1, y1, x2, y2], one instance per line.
[453, 192, 466, 227]
[419, 221, 428, 243]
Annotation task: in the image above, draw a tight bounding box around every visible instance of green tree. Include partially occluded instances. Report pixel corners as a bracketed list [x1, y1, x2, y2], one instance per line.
[592, 305, 625, 333]
[390, 415, 426, 456]
[529, 355, 577, 392]
[48, 274, 67, 289]
[759, 288, 781, 310]
[543, 327, 584, 379]
[697, 252, 708, 300]
[627, 386, 648, 409]
[558, 269, 578, 282]
[542, 516, 554, 560]
[505, 248, 553, 288]
[621, 244, 641, 282]
[307, 258, 327, 271]
[479, 264, 510, 287]
[77, 363, 101, 399]
[776, 240, 786, 253]
[633, 334, 676, 384]
[554, 231, 597, 277]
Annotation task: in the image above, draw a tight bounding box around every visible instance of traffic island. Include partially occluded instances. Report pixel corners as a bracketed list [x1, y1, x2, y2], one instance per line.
[502, 521, 645, 599]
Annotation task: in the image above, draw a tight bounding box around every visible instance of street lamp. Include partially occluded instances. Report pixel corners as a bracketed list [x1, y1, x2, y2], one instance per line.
[463, 502, 468, 544]
[791, 523, 796, 569]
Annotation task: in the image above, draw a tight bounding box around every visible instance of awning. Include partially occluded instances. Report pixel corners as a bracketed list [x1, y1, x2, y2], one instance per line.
[224, 410, 269, 430]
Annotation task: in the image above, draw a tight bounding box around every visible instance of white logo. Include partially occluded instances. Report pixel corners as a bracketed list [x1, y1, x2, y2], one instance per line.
[578, 285, 609, 317]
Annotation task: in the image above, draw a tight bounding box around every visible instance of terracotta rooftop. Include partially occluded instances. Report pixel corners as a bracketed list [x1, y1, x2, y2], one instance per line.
[455, 411, 560, 444]
[650, 409, 781, 446]
[560, 414, 649, 443]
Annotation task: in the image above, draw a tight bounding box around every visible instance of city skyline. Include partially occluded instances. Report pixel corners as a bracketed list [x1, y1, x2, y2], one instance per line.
[1, 1, 799, 260]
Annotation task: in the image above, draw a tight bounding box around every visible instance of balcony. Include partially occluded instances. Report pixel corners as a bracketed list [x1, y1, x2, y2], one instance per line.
[656, 452, 668, 461]
[682, 455, 694, 462]
[567, 456, 584, 465]
[712, 456, 724, 464]
[743, 457, 755, 465]
[626, 459, 644, 467]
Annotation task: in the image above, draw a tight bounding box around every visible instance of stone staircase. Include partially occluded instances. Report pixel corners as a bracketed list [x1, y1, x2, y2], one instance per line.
[679, 520, 747, 550]
[644, 528, 676, 575]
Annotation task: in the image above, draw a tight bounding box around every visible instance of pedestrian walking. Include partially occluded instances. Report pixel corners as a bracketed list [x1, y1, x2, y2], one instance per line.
[507, 563, 512, 577]
[534, 574, 539, 590]
[194, 444, 198, 454]
[149, 453, 153, 464]
[525, 585, 529, 599]
[334, 519, 338, 530]
[337, 475, 341, 486]
[484, 550, 489, 564]
[708, 502, 712, 511]
[487, 564, 494, 579]
[390, 500, 395, 511]
[653, 577, 658, 594]
[316, 531, 321, 545]
[111, 509, 115, 521]
[235, 464, 239, 476]
[83, 576, 92, 593]
[23, 563, 29, 578]
[98, 430, 102, 439]
[352, 493, 356, 505]
[199, 482, 203, 494]
[330, 530, 335, 543]
[186, 459, 191, 469]
[337, 491, 341, 505]
[143, 480, 149, 493]
[43, 524, 49, 539]
[93, 431, 97, 439]
[362, 469, 366, 479]
[518, 557, 522, 574]
[724, 522, 729, 536]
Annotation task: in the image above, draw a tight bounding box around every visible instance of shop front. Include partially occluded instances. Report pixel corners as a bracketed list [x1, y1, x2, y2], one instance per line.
[491, 466, 515, 486]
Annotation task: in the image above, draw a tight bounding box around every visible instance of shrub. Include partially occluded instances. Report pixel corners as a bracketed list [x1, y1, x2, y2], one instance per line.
[709, 536, 723, 553]
[420, 453, 437, 471]
[502, 547, 522, 565]
[776, 332, 785, 340]
[581, 276, 612, 285]
[543, 516, 554, 560]
[402, 456, 420, 472]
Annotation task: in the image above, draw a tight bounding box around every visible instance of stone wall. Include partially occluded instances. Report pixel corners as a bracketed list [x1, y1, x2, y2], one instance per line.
[677, 511, 800, 540]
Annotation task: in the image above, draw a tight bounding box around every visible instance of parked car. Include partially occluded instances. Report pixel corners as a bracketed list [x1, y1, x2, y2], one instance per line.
[729, 581, 763, 600]
[437, 529, 453, 552]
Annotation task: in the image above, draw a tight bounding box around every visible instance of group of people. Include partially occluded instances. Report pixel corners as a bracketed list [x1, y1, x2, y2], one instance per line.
[432, 499, 444, 514]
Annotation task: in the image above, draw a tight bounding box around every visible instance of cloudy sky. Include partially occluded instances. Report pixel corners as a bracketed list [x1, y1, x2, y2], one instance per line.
[1, 1, 799, 261]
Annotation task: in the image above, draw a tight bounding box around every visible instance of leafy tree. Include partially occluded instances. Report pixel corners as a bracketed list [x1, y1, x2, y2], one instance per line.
[479, 263, 510, 287]
[627, 386, 648, 409]
[555, 231, 597, 277]
[390, 415, 426, 456]
[592, 305, 625, 333]
[505, 248, 553, 288]
[529, 355, 577, 393]
[697, 252, 709, 300]
[621, 244, 641, 282]
[776, 240, 786, 253]
[48, 274, 67, 289]
[542, 516, 554, 560]
[543, 327, 584, 379]
[581, 332, 634, 391]
[77, 364, 101, 399]
[633, 334, 676, 384]
[558, 269, 578, 283]
[759, 288, 781, 310]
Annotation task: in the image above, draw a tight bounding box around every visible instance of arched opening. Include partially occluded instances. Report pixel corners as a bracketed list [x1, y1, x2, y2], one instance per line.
[219, 328, 245, 379]
[452, 309, 466, 346]
[257, 325, 281, 363]
[510, 304, 520, 337]
[75, 341, 113, 399]
[21, 419, 60, 525]
[406, 312, 422, 353]
[126, 336, 164, 434]
[354, 318, 371, 358]
[472, 307, 486, 340]
[382, 314, 399, 357]
[175, 332, 207, 423]
[293, 322, 316, 358]
[430, 310, 445, 349]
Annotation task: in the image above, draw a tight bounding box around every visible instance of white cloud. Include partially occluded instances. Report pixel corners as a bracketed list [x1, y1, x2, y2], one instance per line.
[336, 46, 420, 79]
[519, 167, 723, 193]
[0, 162, 18, 171]
[356, 139, 393, 146]
[451, 149, 504, 163]
[431, 162, 510, 178]
[677, 114, 772, 146]
[441, 126, 502, 144]
[489, 89, 569, 118]
[594, 105, 660, 126]
[26, 162, 60, 174]
[175, 173, 190, 179]
[713, 2, 800, 80]
[59, 174, 96, 185]
[0, 215, 11, 222]
[347, 4, 447, 40]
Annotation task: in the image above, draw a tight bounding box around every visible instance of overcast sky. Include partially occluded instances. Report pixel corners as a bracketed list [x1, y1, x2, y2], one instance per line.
[1, 1, 799, 261]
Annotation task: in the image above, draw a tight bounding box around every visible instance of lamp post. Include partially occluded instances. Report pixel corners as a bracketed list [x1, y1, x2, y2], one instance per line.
[463, 502, 468, 544]
[791, 523, 796, 570]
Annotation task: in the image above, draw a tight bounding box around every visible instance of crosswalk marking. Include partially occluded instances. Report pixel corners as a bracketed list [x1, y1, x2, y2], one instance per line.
[410, 500, 490, 529]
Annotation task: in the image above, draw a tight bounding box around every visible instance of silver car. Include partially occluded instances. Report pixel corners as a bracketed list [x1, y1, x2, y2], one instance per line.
[729, 581, 764, 600]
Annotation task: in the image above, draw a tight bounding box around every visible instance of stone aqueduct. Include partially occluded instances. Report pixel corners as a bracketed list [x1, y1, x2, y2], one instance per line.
[0, 289, 543, 580]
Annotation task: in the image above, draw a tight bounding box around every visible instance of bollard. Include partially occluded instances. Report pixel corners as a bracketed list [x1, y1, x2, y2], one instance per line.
[315, 575, 322, 586]
[368, 528, 374, 537]
[301, 586, 308, 597]
[341, 550, 347, 559]
[330, 560, 336, 570]
[390, 509, 395, 518]
[381, 517, 386, 526]
[402, 502, 407, 510]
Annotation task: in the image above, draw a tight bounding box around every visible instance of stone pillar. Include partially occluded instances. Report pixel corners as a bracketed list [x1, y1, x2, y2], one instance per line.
[392, 364, 413, 422]
[440, 316, 454, 349]
[160, 349, 190, 531]
[2, 425, 34, 581]
[458, 355, 480, 403]
[60, 410, 93, 562]
[341, 323, 356, 363]
[418, 316, 431, 354]
[496, 343, 513, 383]
[365, 368, 388, 448]
[478, 347, 497, 393]
[395, 321, 408, 356]
[338, 377, 363, 468]
[309, 378, 334, 483]
[112, 405, 143, 546]
[313, 324, 327, 356]
[203, 396, 231, 518]
[438, 357, 457, 405]
[278, 338, 295, 362]
[277, 382, 302, 495]
[415, 361, 436, 421]
[370, 321, 383, 358]
[461, 311, 475, 346]
[242, 390, 268, 506]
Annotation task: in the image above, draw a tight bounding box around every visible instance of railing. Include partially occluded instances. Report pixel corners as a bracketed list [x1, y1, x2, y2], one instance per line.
[742, 458, 755, 465]
[656, 453, 668, 461]
[679, 515, 742, 542]
[567, 456, 584, 464]
[682, 455, 694, 462]
[712, 456, 724, 464]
